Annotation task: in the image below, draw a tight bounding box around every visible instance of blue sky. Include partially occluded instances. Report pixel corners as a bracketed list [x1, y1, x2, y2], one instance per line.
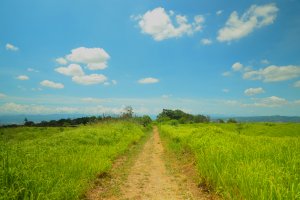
[0, 0, 300, 116]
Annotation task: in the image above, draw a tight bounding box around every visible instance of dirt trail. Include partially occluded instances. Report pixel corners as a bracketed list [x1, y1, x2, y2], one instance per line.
[87, 127, 213, 200]
[120, 127, 210, 200]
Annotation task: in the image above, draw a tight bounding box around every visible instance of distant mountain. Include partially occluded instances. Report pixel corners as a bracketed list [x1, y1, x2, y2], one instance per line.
[213, 115, 300, 122]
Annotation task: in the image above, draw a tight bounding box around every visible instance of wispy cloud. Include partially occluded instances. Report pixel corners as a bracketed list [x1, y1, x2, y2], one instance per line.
[294, 80, 300, 88]
[6, 43, 19, 51]
[216, 10, 223, 16]
[201, 38, 212, 45]
[72, 74, 107, 85]
[138, 77, 159, 84]
[0, 93, 7, 98]
[244, 87, 265, 96]
[40, 80, 64, 89]
[16, 75, 29, 80]
[243, 65, 300, 82]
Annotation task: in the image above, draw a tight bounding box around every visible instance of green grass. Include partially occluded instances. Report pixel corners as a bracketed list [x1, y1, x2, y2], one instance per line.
[0, 121, 146, 200]
[159, 123, 300, 200]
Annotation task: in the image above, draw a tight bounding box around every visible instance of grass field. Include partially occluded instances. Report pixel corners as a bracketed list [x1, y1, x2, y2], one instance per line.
[0, 121, 147, 199]
[159, 123, 300, 200]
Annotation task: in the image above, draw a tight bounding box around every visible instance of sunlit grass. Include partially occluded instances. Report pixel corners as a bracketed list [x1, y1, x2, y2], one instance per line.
[159, 123, 300, 199]
[0, 121, 146, 199]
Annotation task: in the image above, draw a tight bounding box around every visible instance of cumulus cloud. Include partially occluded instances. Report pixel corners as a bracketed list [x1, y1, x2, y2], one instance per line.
[243, 65, 300, 82]
[40, 80, 64, 89]
[138, 77, 159, 84]
[222, 89, 229, 93]
[56, 57, 68, 65]
[66, 47, 110, 70]
[0, 93, 7, 98]
[134, 7, 204, 41]
[294, 80, 300, 88]
[16, 75, 29, 80]
[232, 62, 244, 71]
[72, 74, 107, 85]
[201, 38, 212, 45]
[217, 3, 278, 42]
[6, 43, 19, 51]
[244, 87, 265, 96]
[55, 64, 85, 77]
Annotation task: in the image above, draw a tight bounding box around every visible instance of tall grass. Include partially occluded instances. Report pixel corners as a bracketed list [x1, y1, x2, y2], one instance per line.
[0, 121, 146, 199]
[159, 123, 300, 199]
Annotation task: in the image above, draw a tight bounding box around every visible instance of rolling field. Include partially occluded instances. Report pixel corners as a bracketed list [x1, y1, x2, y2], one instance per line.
[0, 121, 147, 199]
[159, 123, 300, 200]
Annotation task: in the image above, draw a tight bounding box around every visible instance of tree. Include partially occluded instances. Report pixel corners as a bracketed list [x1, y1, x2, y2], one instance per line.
[122, 106, 133, 119]
[157, 109, 210, 124]
[227, 118, 237, 123]
[217, 119, 225, 123]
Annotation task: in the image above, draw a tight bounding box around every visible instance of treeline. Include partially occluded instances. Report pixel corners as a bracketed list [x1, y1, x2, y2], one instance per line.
[157, 109, 210, 124]
[2, 106, 152, 128]
[21, 115, 152, 128]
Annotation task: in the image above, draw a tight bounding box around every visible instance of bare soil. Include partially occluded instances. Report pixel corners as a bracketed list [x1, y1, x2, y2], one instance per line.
[86, 127, 215, 200]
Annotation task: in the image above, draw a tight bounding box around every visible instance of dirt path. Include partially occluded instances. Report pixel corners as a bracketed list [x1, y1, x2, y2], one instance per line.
[120, 126, 211, 200]
[87, 127, 213, 200]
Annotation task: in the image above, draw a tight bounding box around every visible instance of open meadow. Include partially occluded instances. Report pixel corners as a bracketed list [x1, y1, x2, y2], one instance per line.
[159, 123, 300, 199]
[0, 121, 147, 199]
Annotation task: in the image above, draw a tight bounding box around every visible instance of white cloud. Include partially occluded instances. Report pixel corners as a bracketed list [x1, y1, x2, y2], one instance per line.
[6, 43, 19, 51]
[261, 59, 270, 65]
[72, 74, 107, 85]
[112, 80, 117, 85]
[27, 68, 39, 72]
[217, 3, 278, 42]
[216, 10, 223, 16]
[162, 94, 172, 99]
[201, 38, 212, 45]
[81, 97, 107, 103]
[56, 57, 68, 65]
[138, 77, 159, 84]
[295, 100, 300, 105]
[104, 82, 110, 86]
[40, 80, 64, 89]
[222, 71, 231, 77]
[294, 80, 300, 88]
[0, 102, 78, 115]
[253, 96, 287, 107]
[232, 62, 244, 71]
[0, 93, 7, 98]
[31, 88, 43, 92]
[66, 47, 110, 70]
[16, 75, 29, 80]
[243, 65, 300, 82]
[244, 87, 265, 96]
[55, 64, 85, 77]
[222, 89, 229, 93]
[135, 7, 204, 41]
